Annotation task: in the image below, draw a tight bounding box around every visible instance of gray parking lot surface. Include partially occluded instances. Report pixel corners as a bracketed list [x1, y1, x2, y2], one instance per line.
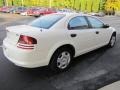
[0, 14, 120, 90]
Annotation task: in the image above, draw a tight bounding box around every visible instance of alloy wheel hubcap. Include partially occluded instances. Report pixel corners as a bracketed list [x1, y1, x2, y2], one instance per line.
[57, 51, 71, 69]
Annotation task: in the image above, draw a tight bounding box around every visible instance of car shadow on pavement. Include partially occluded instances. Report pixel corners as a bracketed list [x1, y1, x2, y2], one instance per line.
[71, 46, 109, 68]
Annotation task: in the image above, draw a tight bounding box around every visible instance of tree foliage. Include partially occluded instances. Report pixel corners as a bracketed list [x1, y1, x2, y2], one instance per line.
[0, 0, 110, 12]
[105, 0, 120, 11]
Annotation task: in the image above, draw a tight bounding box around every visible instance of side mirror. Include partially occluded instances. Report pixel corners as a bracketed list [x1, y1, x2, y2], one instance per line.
[103, 24, 110, 28]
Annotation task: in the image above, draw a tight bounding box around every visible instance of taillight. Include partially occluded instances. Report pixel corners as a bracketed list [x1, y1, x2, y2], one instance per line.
[17, 35, 37, 50]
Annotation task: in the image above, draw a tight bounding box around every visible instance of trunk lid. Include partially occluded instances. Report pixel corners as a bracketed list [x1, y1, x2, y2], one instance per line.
[5, 25, 40, 45]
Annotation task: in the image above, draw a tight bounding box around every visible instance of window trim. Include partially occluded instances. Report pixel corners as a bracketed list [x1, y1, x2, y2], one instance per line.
[68, 16, 90, 30]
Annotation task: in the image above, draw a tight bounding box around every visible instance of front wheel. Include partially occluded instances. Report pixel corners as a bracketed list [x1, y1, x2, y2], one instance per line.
[108, 34, 116, 48]
[49, 48, 73, 72]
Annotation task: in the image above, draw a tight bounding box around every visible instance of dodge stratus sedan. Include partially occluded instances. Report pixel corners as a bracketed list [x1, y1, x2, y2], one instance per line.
[3, 13, 116, 72]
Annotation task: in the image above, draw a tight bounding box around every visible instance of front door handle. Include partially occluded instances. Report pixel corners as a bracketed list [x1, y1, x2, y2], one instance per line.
[71, 34, 77, 37]
[96, 31, 99, 34]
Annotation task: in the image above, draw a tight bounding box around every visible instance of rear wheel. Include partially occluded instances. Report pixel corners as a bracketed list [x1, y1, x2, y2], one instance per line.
[108, 33, 116, 47]
[49, 48, 73, 72]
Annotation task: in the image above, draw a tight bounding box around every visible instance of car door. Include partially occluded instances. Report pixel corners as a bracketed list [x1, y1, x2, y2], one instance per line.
[68, 16, 99, 56]
[86, 16, 111, 47]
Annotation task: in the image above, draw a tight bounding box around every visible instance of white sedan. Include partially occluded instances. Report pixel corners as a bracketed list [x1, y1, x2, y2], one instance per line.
[3, 13, 116, 72]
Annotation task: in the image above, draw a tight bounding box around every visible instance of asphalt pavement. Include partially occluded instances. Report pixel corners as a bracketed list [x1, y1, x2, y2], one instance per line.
[0, 14, 120, 90]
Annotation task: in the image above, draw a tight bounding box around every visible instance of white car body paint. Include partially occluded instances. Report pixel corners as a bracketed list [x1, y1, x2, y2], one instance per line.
[3, 13, 116, 68]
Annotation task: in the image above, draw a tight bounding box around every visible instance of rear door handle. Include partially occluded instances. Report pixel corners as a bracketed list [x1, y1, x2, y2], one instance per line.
[96, 31, 99, 34]
[71, 34, 77, 37]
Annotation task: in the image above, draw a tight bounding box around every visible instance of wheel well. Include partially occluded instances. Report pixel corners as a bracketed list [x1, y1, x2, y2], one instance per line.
[113, 32, 116, 36]
[55, 44, 75, 56]
[48, 44, 75, 66]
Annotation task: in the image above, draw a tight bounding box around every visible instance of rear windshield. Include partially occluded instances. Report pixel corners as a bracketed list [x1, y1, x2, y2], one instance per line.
[29, 14, 65, 29]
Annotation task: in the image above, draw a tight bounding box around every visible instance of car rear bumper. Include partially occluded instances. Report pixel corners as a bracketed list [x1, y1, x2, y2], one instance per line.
[3, 39, 49, 68]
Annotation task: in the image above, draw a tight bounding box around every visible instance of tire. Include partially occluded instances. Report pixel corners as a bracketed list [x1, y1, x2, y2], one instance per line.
[49, 47, 73, 72]
[108, 33, 116, 48]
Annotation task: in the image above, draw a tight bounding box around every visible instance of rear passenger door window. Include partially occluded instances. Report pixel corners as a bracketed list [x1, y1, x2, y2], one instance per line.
[87, 17, 104, 28]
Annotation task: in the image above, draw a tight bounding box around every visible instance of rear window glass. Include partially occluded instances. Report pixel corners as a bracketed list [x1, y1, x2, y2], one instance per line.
[29, 14, 65, 29]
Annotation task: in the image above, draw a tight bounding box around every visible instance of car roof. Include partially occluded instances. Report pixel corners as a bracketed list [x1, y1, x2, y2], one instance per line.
[53, 12, 91, 17]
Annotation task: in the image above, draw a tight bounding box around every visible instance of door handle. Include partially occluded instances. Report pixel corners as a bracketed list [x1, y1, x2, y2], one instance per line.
[95, 31, 99, 34]
[71, 34, 77, 37]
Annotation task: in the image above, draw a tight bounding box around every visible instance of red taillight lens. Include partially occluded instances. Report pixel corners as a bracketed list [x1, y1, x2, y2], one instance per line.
[18, 35, 37, 44]
[17, 35, 37, 50]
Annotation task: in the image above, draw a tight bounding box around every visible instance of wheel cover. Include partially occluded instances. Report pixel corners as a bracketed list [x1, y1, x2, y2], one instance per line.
[110, 36, 116, 46]
[57, 51, 71, 69]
